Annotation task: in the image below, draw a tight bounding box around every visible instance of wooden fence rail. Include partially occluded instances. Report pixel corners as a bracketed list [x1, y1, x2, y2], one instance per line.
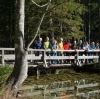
[18, 80, 100, 98]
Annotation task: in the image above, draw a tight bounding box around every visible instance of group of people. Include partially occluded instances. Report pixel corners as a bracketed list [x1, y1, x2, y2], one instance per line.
[32, 36, 100, 64]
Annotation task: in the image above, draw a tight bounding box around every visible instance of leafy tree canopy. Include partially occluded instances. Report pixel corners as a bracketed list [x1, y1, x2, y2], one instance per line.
[25, 0, 86, 42]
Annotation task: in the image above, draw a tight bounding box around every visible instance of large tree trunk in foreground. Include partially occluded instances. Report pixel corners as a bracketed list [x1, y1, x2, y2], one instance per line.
[7, 0, 28, 90]
[99, 0, 100, 44]
[7, 0, 51, 93]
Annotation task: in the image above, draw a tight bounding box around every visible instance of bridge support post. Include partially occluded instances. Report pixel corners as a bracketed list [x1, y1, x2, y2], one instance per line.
[76, 51, 82, 66]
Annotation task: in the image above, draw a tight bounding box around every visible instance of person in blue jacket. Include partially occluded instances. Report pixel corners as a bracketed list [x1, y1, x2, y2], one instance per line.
[50, 40, 58, 64]
[34, 38, 43, 56]
[96, 43, 100, 50]
[89, 42, 96, 63]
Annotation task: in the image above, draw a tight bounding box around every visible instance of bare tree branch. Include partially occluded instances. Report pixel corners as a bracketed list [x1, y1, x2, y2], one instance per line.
[26, 1, 51, 50]
[31, 0, 49, 7]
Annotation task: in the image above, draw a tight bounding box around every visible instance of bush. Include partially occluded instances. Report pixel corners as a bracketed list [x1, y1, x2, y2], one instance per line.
[0, 65, 13, 90]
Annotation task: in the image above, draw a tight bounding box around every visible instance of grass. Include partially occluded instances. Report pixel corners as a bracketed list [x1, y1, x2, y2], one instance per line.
[23, 69, 100, 85]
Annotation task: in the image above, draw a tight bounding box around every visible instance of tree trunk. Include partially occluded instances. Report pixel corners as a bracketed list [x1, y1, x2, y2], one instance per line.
[6, 0, 51, 93]
[99, 0, 100, 44]
[88, 0, 90, 44]
[7, 0, 28, 90]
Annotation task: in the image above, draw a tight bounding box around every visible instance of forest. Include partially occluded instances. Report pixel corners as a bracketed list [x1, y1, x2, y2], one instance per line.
[0, 0, 99, 47]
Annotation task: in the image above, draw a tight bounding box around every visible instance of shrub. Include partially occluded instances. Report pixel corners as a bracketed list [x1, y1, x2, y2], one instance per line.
[0, 65, 13, 90]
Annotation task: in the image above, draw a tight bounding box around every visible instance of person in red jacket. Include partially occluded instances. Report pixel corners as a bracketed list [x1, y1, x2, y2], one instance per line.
[63, 39, 71, 50]
[63, 40, 71, 63]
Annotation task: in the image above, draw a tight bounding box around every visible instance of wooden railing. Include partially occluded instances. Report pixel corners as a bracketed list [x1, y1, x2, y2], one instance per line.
[0, 48, 100, 67]
[18, 79, 100, 98]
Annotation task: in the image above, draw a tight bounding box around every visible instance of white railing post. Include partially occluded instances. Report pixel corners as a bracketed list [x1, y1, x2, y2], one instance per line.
[43, 85, 48, 99]
[31, 50, 32, 62]
[76, 79, 85, 95]
[77, 50, 82, 66]
[76, 50, 78, 65]
[43, 50, 47, 67]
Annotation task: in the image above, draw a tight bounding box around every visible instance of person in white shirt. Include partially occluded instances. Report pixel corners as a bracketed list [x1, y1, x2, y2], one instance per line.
[83, 41, 89, 51]
[83, 41, 90, 63]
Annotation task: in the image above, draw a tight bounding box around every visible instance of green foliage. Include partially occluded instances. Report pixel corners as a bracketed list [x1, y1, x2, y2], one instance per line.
[0, 0, 99, 47]
[0, 65, 13, 90]
[25, 0, 86, 42]
[0, 65, 13, 75]
[90, 2, 99, 30]
[50, 0, 85, 39]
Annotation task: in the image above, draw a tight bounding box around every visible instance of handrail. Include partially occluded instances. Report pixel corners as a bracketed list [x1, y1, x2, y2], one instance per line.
[0, 48, 100, 52]
[0, 48, 100, 67]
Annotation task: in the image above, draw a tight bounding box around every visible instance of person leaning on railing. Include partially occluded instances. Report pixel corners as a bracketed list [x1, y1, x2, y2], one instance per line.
[77, 40, 84, 50]
[89, 42, 96, 63]
[57, 38, 64, 50]
[50, 40, 58, 64]
[83, 41, 90, 63]
[57, 38, 64, 63]
[43, 36, 52, 64]
[96, 42, 100, 50]
[33, 38, 43, 63]
[71, 40, 78, 64]
[77, 40, 84, 63]
[63, 39, 71, 64]
[43, 36, 51, 56]
[34, 38, 43, 56]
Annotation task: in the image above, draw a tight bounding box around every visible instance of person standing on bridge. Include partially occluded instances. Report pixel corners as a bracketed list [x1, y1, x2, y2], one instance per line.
[63, 39, 71, 63]
[89, 42, 96, 63]
[43, 37, 52, 65]
[57, 37, 64, 56]
[57, 38, 64, 63]
[77, 40, 84, 50]
[43, 36, 51, 56]
[77, 40, 84, 63]
[83, 41, 90, 63]
[34, 37, 43, 56]
[96, 42, 100, 50]
[50, 40, 58, 64]
[71, 40, 78, 64]
[57, 38, 64, 51]
[33, 38, 43, 63]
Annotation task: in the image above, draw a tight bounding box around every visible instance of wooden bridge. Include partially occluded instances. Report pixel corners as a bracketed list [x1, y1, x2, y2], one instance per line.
[0, 48, 100, 68]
